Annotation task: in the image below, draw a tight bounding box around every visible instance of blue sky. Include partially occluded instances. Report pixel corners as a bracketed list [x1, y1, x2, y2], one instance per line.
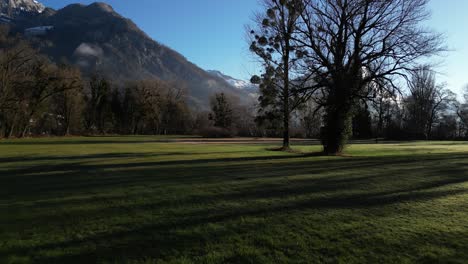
[41, 0, 467, 95]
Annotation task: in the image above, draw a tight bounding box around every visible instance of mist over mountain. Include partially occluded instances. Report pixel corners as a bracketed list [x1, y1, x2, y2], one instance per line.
[1, 1, 250, 108]
[207, 70, 258, 96]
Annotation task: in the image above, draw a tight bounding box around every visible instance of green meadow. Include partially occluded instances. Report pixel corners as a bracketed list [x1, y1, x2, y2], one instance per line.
[1, 137, 468, 263]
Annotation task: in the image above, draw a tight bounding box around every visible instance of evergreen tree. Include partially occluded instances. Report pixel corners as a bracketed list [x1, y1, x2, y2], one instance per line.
[209, 93, 233, 129]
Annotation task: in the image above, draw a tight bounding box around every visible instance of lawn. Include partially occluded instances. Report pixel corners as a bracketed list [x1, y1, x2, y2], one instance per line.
[1, 137, 468, 263]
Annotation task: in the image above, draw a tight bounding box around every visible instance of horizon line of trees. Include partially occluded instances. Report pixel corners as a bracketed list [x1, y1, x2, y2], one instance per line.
[1, 14, 468, 144]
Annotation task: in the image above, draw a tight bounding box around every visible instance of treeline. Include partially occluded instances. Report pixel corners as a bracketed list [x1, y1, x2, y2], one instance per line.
[0, 27, 188, 137]
[0, 26, 259, 138]
[1, 24, 468, 141]
[198, 78, 468, 141]
[292, 71, 468, 141]
[0, 27, 82, 138]
[82, 78, 193, 135]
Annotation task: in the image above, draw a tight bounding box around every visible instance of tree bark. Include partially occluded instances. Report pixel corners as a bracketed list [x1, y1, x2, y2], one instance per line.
[282, 34, 291, 151]
[282, 72, 291, 150]
[322, 87, 355, 155]
[283, 105, 290, 150]
[323, 110, 352, 155]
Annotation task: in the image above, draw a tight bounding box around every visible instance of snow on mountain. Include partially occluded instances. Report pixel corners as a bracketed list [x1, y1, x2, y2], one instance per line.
[207, 70, 258, 92]
[24, 25, 52, 36]
[0, 0, 45, 16]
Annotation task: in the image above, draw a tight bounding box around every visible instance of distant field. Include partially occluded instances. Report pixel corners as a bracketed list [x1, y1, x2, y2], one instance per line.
[1, 137, 468, 263]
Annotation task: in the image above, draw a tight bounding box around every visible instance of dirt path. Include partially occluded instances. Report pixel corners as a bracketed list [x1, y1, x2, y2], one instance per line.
[169, 138, 321, 145]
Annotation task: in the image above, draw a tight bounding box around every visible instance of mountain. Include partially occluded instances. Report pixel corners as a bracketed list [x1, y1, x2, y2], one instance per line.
[2, 1, 250, 109]
[207, 70, 258, 96]
[0, 0, 45, 15]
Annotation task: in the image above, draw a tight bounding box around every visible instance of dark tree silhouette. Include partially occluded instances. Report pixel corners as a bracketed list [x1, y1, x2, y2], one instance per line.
[209, 93, 233, 129]
[404, 66, 455, 139]
[352, 102, 372, 139]
[0, 26, 84, 138]
[49, 66, 84, 136]
[370, 88, 395, 141]
[456, 85, 468, 138]
[84, 75, 112, 134]
[249, 0, 313, 150]
[295, 0, 445, 154]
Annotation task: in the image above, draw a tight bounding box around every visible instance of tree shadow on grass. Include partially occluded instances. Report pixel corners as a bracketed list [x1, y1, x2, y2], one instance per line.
[0, 137, 431, 147]
[1, 152, 467, 202]
[0, 137, 182, 145]
[0, 152, 181, 164]
[4, 184, 467, 263]
[1, 151, 468, 263]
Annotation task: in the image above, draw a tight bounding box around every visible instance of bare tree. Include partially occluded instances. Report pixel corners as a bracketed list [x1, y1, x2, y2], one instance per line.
[0, 27, 39, 137]
[120, 80, 190, 135]
[160, 81, 190, 135]
[456, 85, 468, 138]
[20, 60, 85, 137]
[370, 87, 396, 141]
[0, 26, 83, 137]
[122, 80, 163, 134]
[296, 100, 322, 138]
[404, 66, 455, 139]
[295, 0, 445, 154]
[50, 66, 84, 135]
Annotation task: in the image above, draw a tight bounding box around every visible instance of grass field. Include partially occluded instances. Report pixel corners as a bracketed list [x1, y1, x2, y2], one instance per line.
[1, 137, 468, 263]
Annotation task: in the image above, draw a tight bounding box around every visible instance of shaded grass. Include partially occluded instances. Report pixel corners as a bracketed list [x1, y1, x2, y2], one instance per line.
[1, 137, 468, 263]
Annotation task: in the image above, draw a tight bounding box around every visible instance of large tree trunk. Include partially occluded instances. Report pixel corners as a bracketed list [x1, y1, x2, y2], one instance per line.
[322, 86, 355, 155]
[376, 98, 384, 143]
[283, 107, 290, 150]
[281, 39, 291, 151]
[282, 81, 290, 150]
[322, 109, 353, 155]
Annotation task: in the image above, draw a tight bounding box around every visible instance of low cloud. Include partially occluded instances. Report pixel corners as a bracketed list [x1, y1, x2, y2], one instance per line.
[74, 43, 103, 58]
